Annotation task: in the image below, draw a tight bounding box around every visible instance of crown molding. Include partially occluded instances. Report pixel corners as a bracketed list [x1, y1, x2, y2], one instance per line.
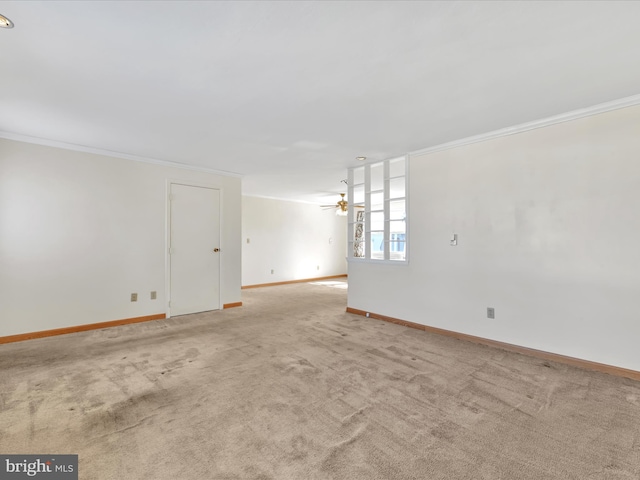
[410, 93, 640, 158]
[0, 131, 243, 178]
[242, 193, 326, 206]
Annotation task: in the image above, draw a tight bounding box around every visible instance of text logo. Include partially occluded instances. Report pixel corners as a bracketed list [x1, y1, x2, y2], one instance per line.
[0, 455, 77, 479]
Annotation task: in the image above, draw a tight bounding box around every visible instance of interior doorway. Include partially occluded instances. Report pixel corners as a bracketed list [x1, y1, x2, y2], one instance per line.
[168, 183, 221, 316]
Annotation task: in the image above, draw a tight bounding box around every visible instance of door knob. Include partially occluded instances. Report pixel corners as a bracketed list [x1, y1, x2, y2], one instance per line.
[213, 248, 220, 252]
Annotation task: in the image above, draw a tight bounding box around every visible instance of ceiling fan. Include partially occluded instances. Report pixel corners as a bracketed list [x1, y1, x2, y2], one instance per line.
[321, 193, 349, 216]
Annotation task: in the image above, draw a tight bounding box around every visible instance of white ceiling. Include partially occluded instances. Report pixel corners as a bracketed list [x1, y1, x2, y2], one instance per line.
[1, 1, 640, 205]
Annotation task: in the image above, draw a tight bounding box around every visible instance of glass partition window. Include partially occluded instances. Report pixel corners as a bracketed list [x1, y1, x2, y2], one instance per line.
[348, 156, 408, 262]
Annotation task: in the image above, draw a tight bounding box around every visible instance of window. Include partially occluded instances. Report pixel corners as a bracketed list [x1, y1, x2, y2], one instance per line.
[348, 156, 408, 262]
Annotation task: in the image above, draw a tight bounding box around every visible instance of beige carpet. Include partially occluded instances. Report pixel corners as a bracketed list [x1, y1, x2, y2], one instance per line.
[1, 280, 639, 480]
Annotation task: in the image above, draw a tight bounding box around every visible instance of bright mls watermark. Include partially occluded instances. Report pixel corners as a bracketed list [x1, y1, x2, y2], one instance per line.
[1, 455, 77, 479]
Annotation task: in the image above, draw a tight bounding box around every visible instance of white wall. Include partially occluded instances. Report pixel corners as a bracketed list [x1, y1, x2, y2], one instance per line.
[242, 196, 347, 286]
[0, 138, 241, 337]
[348, 104, 640, 371]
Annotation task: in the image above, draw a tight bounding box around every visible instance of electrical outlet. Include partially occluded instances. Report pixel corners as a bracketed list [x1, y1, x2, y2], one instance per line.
[487, 307, 495, 319]
[131, 293, 138, 302]
[271, 269, 274, 274]
[150, 291, 157, 300]
[246, 238, 250, 244]
[317, 265, 320, 270]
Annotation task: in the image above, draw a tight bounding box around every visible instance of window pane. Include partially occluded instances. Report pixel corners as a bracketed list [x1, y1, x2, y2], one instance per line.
[389, 243, 406, 261]
[389, 157, 405, 178]
[353, 210, 365, 258]
[352, 184, 365, 205]
[353, 166, 365, 185]
[389, 177, 405, 199]
[370, 192, 384, 211]
[371, 232, 384, 259]
[370, 212, 384, 231]
[389, 232, 406, 261]
[389, 199, 405, 220]
[389, 220, 406, 235]
[370, 163, 384, 192]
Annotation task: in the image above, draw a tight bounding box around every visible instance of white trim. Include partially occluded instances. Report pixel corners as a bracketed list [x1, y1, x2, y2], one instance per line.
[410, 93, 640, 158]
[165, 182, 172, 319]
[0, 130, 242, 178]
[347, 257, 410, 266]
[241, 193, 323, 206]
[403, 153, 410, 264]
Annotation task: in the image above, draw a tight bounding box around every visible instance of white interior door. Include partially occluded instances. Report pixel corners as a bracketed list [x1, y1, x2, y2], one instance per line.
[169, 183, 220, 316]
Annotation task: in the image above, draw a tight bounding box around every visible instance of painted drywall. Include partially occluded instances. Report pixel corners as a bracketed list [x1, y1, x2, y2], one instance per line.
[242, 196, 347, 286]
[0, 138, 241, 337]
[348, 104, 640, 371]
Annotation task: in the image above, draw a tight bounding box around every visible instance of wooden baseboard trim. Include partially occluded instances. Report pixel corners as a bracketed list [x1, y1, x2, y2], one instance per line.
[345, 307, 640, 382]
[0, 313, 167, 345]
[242, 274, 347, 289]
[223, 302, 243, 309]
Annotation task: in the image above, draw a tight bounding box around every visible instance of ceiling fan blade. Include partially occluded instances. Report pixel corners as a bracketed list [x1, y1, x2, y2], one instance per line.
[320, 193, 349, 209]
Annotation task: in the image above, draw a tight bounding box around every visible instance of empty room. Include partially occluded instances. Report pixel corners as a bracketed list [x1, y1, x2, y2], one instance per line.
[1, 1, 640, 479]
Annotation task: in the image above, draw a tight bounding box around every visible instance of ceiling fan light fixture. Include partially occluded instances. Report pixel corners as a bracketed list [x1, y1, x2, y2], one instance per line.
[336, 193, 348, 215]
[322, 192, 349, 215]
[0, 14, 14, 28]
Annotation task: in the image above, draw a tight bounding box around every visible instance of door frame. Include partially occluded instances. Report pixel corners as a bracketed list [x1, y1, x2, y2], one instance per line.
[165, 179, 223, 318]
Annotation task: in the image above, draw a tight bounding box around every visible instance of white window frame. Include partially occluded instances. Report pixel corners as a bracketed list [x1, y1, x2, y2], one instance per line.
[347, 155, 409, 264]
